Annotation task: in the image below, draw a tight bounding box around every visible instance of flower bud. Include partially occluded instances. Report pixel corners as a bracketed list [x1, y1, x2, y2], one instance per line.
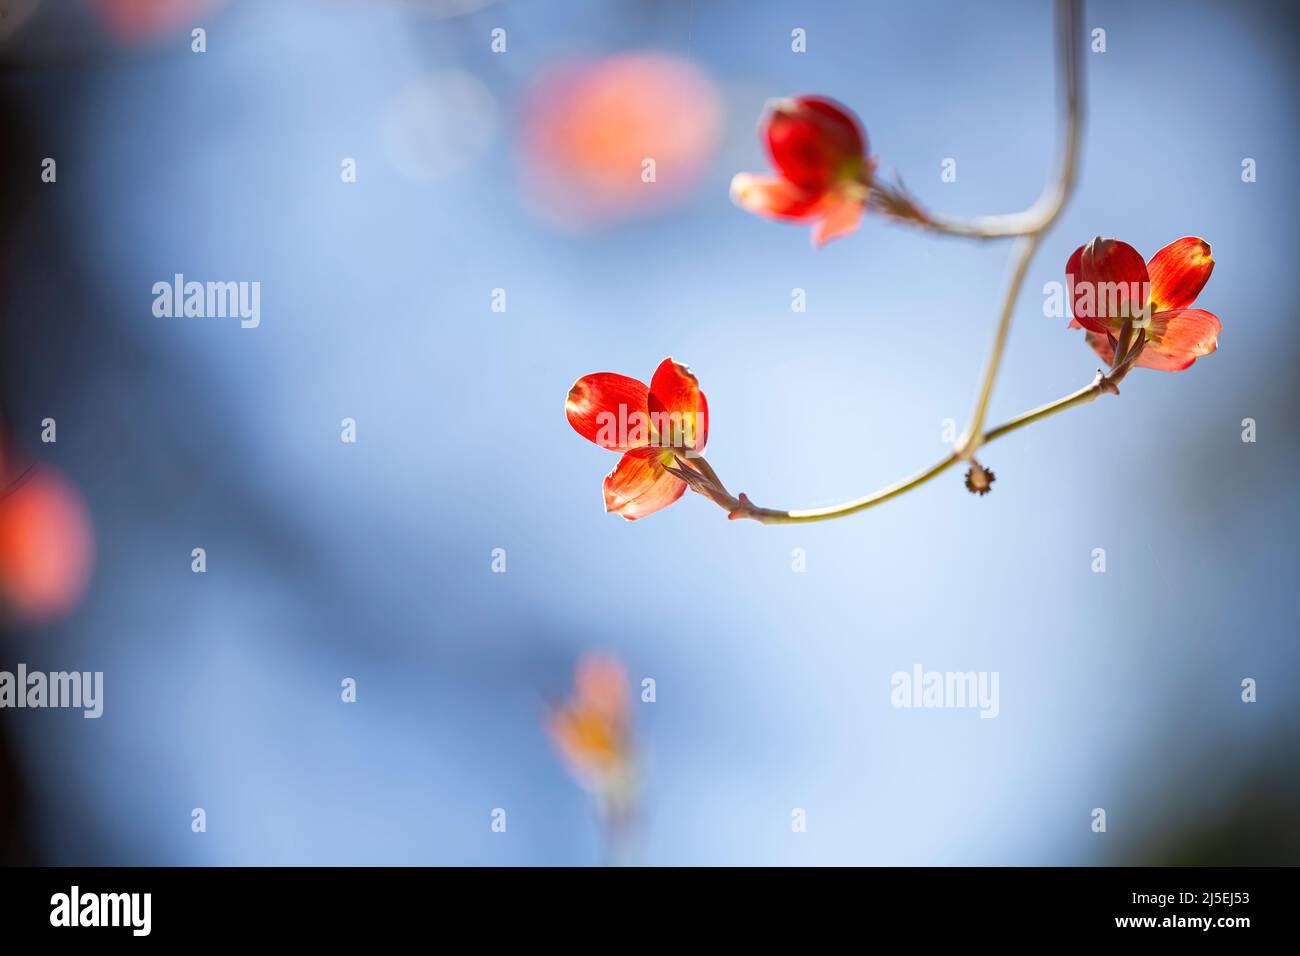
[764, 95, 867, 193]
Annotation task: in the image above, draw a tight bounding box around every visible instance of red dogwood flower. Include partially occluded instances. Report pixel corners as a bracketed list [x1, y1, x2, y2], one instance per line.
[565, 357, 708, 520]
[730, 96, 874, 247]
[1066, 236, 1220, 371]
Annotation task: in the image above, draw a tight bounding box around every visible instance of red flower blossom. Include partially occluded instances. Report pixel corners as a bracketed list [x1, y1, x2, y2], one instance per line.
[565, 357, 708, 520]
[1066, 236, 1220, 371]
[730, 96, 874, 247]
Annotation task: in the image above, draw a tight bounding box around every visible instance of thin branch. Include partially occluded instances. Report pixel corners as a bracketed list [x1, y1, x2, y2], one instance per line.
[721, 365, 1124, 525]
[874, 0, 1084, 243]
[651, 0, 1093, 528]
[697, 0, 1091, 526]
[954, 231, 1042, 459]
[953, 0, 1083, 458]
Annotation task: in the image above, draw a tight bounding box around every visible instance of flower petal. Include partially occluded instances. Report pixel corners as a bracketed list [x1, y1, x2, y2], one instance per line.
[1066, 244, 1106, 334]
[811, 195, 864, 247]
[648, 357, 708, 452]
[565, 373, 650, 450]
[1146, 237, 1214, 313]
[730, 173, 825, 222]
[1082, 237, 1148, 288]
[1140, 309, 1221, 371]
[765, 96, 865, 193]
[1074, 237, 1150, 332]
[602, 447, 686, 520]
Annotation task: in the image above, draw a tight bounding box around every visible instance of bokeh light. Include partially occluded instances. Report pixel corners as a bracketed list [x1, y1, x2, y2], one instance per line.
[86, 0, 225, 45]
[0, 467, 93, 626]
[519, 52, 722, 229]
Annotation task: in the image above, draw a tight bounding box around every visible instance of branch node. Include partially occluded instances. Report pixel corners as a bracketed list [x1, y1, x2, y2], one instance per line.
[964, 461, 996, 496]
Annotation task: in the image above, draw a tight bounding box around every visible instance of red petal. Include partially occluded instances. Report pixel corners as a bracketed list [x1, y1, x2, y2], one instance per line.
[565, 373, 650, 450]
[730, 173, 825, 222]
[1074, 237, 1150, 332]
[1082, 238, 1148, 287]
[1066, 244, 1106, 334]
[1133, 350, 1195, 372]
[765, 96, 865, 193]
[1065, 244, 1083, 281]
[1147, 237, 1214, 313]
[811, 194, 864, 247]
[648, 357, 708, 452]
[1139, 309, 1221, 371]
[602, 447, 686, 520]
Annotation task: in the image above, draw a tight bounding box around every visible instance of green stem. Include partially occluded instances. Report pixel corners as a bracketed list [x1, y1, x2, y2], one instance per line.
[750, 454, 960, 524]
[980, 375, 1105, 444]
[687, 0, 1095, 528]
[726, 371, 1113, 525]
[955, 232, 1042, 459]
[953, 0, 1083, 458]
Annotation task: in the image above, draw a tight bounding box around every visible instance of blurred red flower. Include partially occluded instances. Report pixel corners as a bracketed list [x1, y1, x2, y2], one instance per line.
[546, 653, 632, 797]
[1066, 236, 1220, 371]
[565, 357, 708, 520]
[0, 464, 93, 625]
[520, 52, 722, 229]
[731, 95, 874, 247]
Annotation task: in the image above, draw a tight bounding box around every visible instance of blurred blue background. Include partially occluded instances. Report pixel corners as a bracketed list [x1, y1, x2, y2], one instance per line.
[1, 0, 1297, 865]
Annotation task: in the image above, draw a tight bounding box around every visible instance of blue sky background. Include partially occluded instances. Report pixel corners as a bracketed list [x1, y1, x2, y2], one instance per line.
[1, 0, 1297, 864]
